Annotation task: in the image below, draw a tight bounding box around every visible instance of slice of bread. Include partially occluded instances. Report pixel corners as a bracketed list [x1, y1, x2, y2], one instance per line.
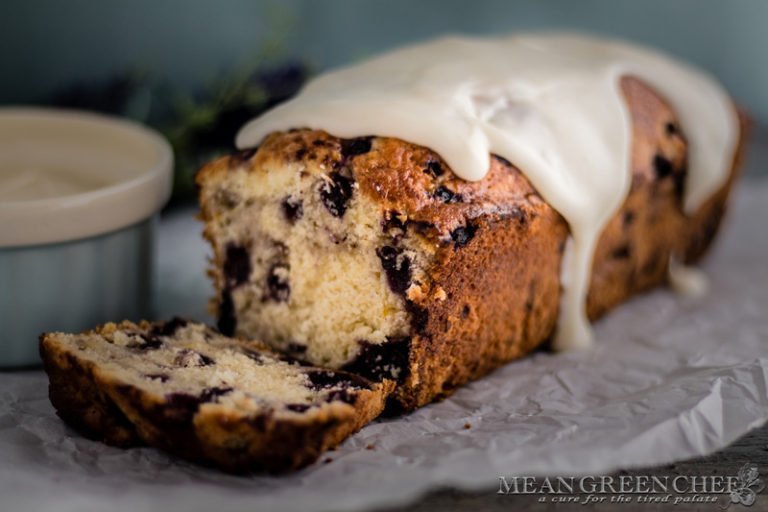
[40, 318, 390, 473]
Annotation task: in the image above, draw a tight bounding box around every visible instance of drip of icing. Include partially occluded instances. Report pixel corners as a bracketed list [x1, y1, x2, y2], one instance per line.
[236, 33, 739, 351]
[668, 257, 710, 298]
[0, 166, 111, 201]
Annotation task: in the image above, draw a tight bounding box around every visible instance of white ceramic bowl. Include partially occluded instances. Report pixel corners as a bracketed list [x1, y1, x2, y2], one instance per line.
[0, 108, 173, 367]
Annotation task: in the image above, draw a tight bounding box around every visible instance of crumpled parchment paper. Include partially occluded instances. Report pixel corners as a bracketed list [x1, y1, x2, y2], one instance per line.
[1, 182, 766, 512]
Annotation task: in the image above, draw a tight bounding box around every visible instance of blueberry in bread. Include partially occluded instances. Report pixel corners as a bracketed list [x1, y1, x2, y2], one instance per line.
[40, 319, 390, 473]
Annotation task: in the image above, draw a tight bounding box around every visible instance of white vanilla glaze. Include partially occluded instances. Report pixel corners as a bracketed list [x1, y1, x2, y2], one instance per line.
[0, 165, 112, 201]
[668, 257, 710, 298]
[236, 33, 739, 351]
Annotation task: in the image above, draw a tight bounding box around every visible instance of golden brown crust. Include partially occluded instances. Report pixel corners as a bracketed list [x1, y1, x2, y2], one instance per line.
[40, 325, 390, 473]
[196, 77, 745, 412]
[40, 333, 142, 447]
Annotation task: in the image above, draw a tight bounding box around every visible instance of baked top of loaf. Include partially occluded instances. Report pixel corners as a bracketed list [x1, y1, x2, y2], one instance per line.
[204, 78, 687, 241]
[40, 319, 390, 472]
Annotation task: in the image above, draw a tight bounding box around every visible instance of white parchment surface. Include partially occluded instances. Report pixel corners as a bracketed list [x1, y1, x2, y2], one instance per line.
[1, 182, 767, 512]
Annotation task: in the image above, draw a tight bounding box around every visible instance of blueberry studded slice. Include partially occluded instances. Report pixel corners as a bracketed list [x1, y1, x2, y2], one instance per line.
[41, 319, 390, 473]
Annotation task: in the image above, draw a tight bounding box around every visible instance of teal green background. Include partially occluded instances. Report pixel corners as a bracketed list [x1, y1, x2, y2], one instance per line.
[1, 0, 767, 124]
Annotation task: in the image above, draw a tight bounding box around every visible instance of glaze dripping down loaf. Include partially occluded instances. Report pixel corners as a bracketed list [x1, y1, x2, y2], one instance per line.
[197, 77, 744, 411]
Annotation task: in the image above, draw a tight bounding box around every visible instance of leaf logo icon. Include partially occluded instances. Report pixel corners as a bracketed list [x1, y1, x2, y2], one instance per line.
[723, 463, 765, 509]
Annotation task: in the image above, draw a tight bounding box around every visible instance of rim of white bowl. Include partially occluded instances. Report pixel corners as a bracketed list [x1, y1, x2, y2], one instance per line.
[0, 107, 174, 248]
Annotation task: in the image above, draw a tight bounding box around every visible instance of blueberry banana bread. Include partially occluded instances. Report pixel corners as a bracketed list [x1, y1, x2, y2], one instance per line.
[197, 77, 745, 412]
[40, 318, 390, 473]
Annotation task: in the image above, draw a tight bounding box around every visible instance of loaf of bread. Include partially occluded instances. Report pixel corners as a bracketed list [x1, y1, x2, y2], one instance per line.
[197, 77, 744, 412]
[41, 34, 746, 472]
[40, 318, 389, 472]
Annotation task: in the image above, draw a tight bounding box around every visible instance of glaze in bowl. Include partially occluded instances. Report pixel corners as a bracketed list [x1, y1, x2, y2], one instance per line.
[0, 108, 173, 367]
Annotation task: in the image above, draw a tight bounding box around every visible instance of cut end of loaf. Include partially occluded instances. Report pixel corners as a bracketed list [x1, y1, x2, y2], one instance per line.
[197, 133, 446, 380]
